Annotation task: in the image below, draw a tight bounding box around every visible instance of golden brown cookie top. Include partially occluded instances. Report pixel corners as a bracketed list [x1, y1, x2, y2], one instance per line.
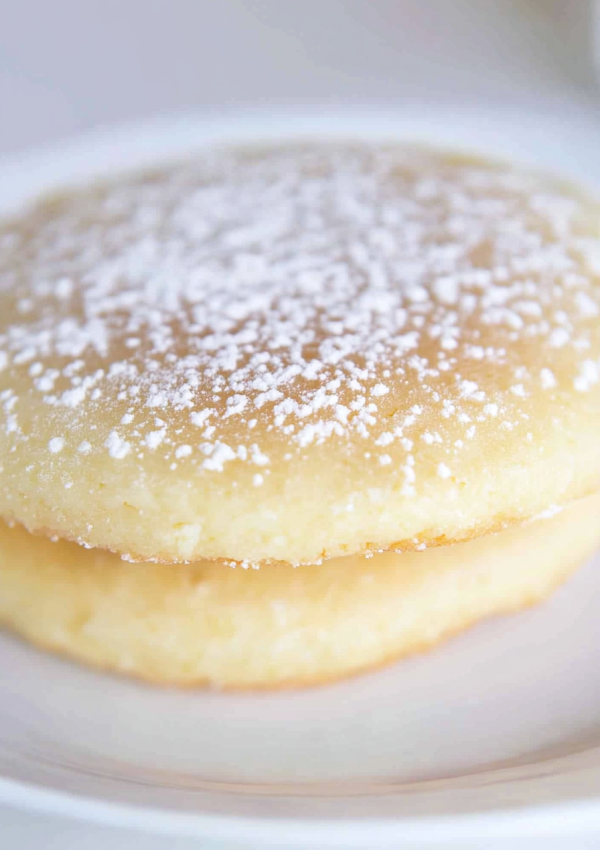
[0, 144, 599, 564]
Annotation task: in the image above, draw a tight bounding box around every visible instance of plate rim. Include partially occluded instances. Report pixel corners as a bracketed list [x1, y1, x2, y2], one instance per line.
[5, 776, 600, 845]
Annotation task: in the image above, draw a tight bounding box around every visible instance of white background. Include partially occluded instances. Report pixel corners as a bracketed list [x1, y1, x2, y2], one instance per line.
[0, 0, 597, 158]
[1, 1, 599, 847]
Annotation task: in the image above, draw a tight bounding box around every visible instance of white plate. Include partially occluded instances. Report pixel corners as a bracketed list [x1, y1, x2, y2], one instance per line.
[1, 106, 600, 847]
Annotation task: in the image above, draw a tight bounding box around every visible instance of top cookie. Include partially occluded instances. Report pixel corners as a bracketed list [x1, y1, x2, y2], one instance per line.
[0, 144, 599, 565]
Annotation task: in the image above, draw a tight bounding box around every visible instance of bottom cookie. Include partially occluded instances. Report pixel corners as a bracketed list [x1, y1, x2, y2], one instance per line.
[1, 495, 599, 689]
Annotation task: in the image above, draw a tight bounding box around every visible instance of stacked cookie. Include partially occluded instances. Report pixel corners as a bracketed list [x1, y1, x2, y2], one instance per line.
[0, 144, 598, 686]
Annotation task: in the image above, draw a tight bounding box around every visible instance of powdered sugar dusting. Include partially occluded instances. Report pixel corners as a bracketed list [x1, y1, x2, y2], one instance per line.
[0, 142, 599, 497]
[105, 430, 130, 460]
